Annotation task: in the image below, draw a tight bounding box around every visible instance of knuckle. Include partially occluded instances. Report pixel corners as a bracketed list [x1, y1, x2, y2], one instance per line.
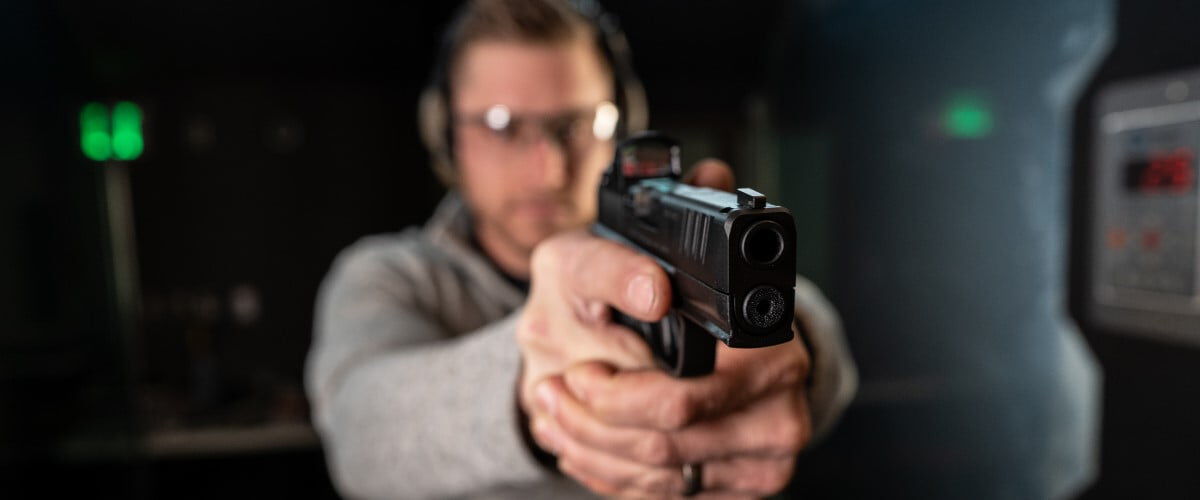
[530, 239, 566, 275]
[590, 391, 619, 419]
[555, 432, 581, 461]
[657, 391, 697, 430]
[577, 474, 619, 497]
[529, 243, 552, 272]
[554, 410, 579, 437]
[734, 472, 761, 493]
[635, 468, 678, 494]
[635, 431, 678, 467]
[779, 357, 806, 387]
[776, 415, 811, 456]
[772, 346, 810, 389]
[515, 316, 549, 345]
[740, 462, 793, 496]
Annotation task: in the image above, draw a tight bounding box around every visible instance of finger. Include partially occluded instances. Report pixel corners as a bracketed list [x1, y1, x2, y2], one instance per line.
[562, 454, 796, 500]
[561, 360, 747, 430]
[558, 459, 622, 498]
[682, 158, 735, 192]
[534, 415, 686, 496]
[668, 388, 812, 461]
[702, 456, 797, 497]
[563, 351, 798, 430]
[532, 231, 671, 322]
[538, 375, 686, 467]
[713, 330, 810, 382]
[546, 369, 811, 465]
[693, 492, 755, 500]
[529, 415, 563, 457]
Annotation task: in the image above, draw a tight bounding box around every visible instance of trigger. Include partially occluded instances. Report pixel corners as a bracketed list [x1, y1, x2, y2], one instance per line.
[658, 311, 684, 363]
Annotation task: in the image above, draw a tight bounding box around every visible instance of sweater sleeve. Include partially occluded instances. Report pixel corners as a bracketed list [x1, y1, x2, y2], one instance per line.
[305, 242, 549, 499]
[794, 275, 858, 440]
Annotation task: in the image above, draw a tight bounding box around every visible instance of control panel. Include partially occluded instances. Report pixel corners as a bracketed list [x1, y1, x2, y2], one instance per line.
[1087, 67, 1200, 341]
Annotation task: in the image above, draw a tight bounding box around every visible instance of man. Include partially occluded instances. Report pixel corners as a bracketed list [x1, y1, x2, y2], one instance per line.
[305, 0, 857, 498]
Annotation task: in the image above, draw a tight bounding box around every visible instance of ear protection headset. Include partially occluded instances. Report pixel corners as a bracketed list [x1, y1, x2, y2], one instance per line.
[418, 0, 648, 185]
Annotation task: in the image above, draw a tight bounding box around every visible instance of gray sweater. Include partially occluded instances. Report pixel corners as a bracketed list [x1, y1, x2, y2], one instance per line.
[306, 194, 858, 499]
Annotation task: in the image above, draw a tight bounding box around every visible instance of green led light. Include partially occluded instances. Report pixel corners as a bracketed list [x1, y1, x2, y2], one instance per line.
[80, 102, 112, 161]
[111, 101, 144, 160]
[942, 94, 994, 139]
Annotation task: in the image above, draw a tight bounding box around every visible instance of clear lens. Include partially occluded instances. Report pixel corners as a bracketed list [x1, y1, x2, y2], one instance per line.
[457, 101, 619, 157]
[484, 105, 510, 131]
[592, 101, 619, 140]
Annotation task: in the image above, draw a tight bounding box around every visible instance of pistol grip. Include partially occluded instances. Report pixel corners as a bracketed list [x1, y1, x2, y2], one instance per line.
[611, 309, 716, 377]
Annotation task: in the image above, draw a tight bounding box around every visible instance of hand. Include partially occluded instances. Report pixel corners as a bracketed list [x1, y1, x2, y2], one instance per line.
[526, 159, 814, 498]
[532, 335, 811, 499]
[515, 228, 668, 425]
[515, 158, 735, 418]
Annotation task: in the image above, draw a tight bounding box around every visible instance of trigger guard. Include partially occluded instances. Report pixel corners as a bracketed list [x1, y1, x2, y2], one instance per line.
[659, 313, 716, 378]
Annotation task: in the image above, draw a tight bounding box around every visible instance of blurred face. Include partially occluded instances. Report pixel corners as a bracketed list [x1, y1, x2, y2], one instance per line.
[451, 36, 615, 260]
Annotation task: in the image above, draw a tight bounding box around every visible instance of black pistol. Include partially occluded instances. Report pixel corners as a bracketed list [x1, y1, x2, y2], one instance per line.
[594, 132, 797, 377]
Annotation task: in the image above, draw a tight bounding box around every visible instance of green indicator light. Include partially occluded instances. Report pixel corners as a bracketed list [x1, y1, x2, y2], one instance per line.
[80, 102, 111, 161]
[942, 94, 994, 139]
[111, 101, 144, 160]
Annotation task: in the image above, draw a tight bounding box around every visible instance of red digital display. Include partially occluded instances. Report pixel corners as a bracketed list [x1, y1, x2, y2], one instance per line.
[1124, 148, 1196, 194]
